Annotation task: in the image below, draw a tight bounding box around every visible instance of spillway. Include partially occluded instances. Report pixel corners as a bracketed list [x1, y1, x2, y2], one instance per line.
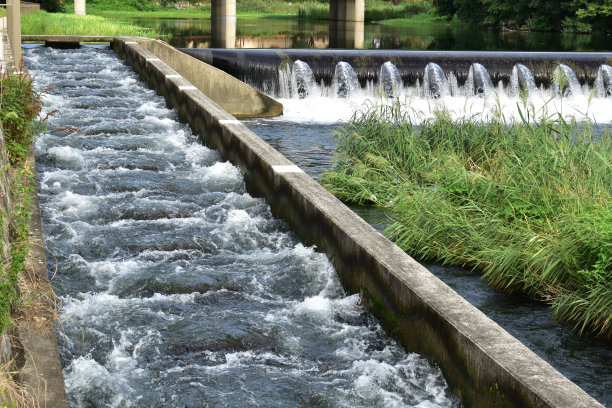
[25, 45, 459, 407]
[181, 48, 612, 125]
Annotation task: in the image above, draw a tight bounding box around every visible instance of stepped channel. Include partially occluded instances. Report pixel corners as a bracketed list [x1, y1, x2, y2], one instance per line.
[25, 45, 459, 407]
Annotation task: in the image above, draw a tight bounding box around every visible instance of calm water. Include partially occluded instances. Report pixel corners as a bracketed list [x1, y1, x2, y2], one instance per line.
[25, 45, 459, 408]
[126, 16, 612, 51]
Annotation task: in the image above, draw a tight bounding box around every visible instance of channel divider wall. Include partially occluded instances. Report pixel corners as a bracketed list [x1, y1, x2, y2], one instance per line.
[111, 37, 605, 408]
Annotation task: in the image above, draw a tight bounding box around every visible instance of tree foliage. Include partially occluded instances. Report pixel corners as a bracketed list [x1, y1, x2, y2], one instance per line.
[434, 0, 610, 32]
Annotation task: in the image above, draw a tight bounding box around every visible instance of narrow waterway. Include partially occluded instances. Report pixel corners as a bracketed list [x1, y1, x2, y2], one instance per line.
[25, 45, 459, 407]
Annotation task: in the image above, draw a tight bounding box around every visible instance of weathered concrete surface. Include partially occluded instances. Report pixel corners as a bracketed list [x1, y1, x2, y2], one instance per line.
[0, 29, 69, 408]
[135, 38, 282, 118]
[112, 37, 604, 408]
[330, 0, 365, 22]
[74, 0, 86, 15]
[7, 0, 21, 64]
[17, 147, 69, 408]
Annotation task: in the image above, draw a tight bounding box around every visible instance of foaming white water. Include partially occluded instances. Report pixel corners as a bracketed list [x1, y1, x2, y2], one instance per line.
[64, 356, 139, 408]
[274, 88, 612, 125]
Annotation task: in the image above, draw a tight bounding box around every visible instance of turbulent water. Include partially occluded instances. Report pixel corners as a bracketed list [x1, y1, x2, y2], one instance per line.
[25, 45, 459, 407]
[267, 61, 612, 125]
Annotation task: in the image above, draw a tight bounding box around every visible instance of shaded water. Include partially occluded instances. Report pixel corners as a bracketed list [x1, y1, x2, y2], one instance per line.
[25, 45, 459, 407]
[127, 16, 612, 51]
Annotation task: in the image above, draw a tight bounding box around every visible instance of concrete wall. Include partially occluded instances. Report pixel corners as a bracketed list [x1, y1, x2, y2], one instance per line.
[112, 37, 603, 408]
[136, 38, 282, 118]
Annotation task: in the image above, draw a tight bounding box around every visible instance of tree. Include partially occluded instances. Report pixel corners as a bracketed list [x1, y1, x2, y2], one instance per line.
[574, 0, 612, 33]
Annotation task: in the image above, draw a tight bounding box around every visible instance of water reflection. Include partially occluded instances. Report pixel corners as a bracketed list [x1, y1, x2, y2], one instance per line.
[211, 15, 236, 48]
[126, 16, 612, 51]
[329, 20, 364, 49]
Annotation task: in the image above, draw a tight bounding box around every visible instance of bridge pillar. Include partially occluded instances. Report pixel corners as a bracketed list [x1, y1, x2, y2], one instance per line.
[74, 0, 86, 15]
[7, 0, 21, 64]
[329, 0, 364, 22]
[211, 0, 236, 48]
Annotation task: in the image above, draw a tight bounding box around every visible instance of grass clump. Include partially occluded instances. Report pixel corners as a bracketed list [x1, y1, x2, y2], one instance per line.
[322, 99, 612, 337]
[0, 70, 46, 334]
[0, 71, 47, 165]
[299, 0, 434, 22]
[21, 10, 161, 37]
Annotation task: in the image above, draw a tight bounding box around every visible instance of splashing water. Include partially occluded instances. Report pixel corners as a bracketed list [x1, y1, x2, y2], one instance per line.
[332, 61, 360, 98]
[25, 45, 459, 408]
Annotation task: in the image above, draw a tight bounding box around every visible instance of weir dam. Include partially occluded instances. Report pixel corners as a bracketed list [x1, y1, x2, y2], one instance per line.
[15, 36, 610, 407]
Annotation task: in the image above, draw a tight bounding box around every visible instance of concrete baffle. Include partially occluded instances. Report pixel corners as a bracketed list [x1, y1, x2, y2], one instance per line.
[7, 0, 21, 64]
[329, 0, 365, 22]
[74, 0, 86, 15]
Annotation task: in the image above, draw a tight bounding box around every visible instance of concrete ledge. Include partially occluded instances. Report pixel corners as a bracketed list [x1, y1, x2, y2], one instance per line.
[112, 37, 603, 408]
[134, 38, 282, 118]
[22, 35, 115, 43]
[18, 147, 69, 408]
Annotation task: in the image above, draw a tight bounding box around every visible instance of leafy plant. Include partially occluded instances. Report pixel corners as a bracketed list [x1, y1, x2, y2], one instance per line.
[0, 71, 51, 164]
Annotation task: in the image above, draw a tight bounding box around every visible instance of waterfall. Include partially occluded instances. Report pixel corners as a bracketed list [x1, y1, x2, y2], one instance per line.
[468, 63, 494, 95]
[594, 64, 612, 97]
[423, 62, 450, 98]
[291, 60, 318, 98]
[510, 63, 537, 97]
[379, 61, 403, 98]
[553, 64, 581, 97]
[332, 61, 360, 98]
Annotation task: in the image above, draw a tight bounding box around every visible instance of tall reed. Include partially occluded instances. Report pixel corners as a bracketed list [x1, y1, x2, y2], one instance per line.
[322, 99, 612, 337]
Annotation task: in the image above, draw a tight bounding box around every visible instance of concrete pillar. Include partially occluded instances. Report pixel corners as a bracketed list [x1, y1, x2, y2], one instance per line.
[74, 0, 86, 15]
[7, 0, 21, 65]
[211, 0, 236, 49]
[211, 0, 236, 19]
[329, 0, 364, 22]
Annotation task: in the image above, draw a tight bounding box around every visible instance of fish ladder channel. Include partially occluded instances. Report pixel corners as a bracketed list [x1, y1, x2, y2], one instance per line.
[24, 46, 458, 408]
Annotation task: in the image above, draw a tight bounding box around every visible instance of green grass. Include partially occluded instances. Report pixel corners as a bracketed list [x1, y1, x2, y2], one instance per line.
[377, 12, 451, 25]
[21, 10, 161, 37]
[85, 0, 325, 19]
[83, 0, 434, 22]
[0, 8, 6, 18]
[299, 0, 434, 22]
[321, 99, 612, 338]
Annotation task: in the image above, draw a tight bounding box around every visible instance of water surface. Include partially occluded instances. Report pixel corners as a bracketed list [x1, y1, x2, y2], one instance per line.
[125, 16, 612, 51]
[25, 45, 459, 408]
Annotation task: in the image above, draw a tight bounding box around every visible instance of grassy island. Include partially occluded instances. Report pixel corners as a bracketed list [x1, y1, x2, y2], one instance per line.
[322, 100, 612, 337]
